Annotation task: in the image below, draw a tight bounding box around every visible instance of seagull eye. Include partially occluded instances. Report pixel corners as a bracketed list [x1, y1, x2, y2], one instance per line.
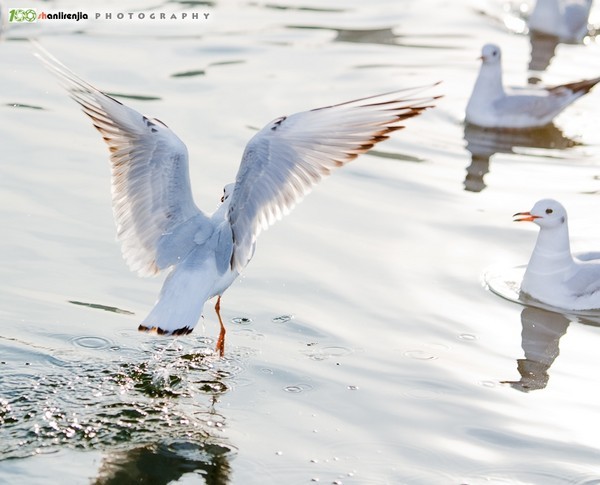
[545, 208, 553, 214]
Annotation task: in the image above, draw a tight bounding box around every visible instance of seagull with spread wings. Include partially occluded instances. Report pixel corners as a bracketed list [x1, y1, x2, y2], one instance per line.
[36, 46, 439, 355]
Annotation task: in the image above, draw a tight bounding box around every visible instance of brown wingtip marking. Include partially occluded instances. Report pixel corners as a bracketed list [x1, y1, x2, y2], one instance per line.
[101, 136, 119, 153]
[138, 324, 194, 336]
[372, 133, 391, 143]
[549, 77, 600, 95]
[388, 126, 406, 133]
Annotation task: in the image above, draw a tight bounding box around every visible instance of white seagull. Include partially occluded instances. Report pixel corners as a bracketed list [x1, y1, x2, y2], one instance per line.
[513, 199, 600, 311]
[466, 43, 600, 129]
[528, 0, 593, 42]
[36, 47, 439, 355]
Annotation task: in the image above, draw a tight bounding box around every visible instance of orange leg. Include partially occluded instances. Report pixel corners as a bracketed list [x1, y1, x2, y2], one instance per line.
[214, 296, 226, 357]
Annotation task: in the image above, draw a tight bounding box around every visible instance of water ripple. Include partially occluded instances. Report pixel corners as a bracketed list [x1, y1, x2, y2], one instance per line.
[0, 344, 244, 461]
[71, 336, 113, 349]
[283, 383, 313, 393]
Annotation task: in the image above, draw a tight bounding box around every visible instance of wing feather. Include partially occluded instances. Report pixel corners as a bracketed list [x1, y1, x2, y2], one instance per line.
[228, 85, 440, 271]
[36, 45, 206, 276]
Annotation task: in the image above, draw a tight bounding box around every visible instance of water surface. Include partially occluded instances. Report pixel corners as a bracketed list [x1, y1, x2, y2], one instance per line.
[2, 0, 600, 483]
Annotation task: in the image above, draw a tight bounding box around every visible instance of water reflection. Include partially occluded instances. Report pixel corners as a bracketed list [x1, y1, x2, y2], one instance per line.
[333, 26, 401, 45]
[463, 123, 579, 192]
[503, 305, 600, 392]
[5, 103, 45, 110]
[287, 25, 446, 48]
[68, 300, 135, 315]
[94, 439, 234, 485]
[502, 307, 570, 392]
[0, 341, 238, 485]
[288, 25, 401, 45]
[527, 31, 561, 83]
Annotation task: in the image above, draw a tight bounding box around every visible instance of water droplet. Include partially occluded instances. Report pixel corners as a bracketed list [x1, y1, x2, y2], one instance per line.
[323, 346, 352, 357]
[231, 317, 252, 325]
[459, 333, 477, 341]
[275, 450, 283, 456]
[403, 350, 437, 360]
[272, 314, 293, 323]
[307, 346, 353, 361]
[283, 383, 313, 393]
[347, 385, 359, 391]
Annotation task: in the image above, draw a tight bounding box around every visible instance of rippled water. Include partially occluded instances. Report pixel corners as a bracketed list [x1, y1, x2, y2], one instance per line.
[2, 0, 600, 483]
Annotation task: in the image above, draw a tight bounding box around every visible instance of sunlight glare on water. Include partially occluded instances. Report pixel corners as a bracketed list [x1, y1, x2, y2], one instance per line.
[2, 0, 600, 483]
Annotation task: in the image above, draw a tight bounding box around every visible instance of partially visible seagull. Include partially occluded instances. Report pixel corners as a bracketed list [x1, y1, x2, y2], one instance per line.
[36, 46, 439, 355]
[528, 0, 593, 42]
[513, 198, 600, 311]
[0, 2, 6, 37]
[466, 43, 600, 129]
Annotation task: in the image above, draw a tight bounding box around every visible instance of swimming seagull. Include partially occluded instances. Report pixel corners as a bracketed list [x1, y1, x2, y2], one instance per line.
[528, 0, 593, 42]
[35, 46, 439, 355]
[466, 43, 600, 129]
[513, 198, 600, 311]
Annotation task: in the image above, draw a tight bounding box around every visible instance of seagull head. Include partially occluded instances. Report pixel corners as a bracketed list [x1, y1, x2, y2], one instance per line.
[480, 43, 501, 65]
[221, 183, 235, 203]
[513, 199, 568, 229]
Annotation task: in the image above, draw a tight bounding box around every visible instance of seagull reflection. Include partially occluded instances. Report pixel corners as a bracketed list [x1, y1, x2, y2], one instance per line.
[463, 123, 579, 192]
[527, 31, 561, 83]
[503, 305, 600, 392]
[502, 306, 570, 392]
[90, 348, 235, 485]
[93, 439, 234, 485]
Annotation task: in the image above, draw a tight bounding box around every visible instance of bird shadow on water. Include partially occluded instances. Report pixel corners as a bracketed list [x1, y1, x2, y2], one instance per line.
[463, 123, 580, 192]
[0, 338, 242, 484]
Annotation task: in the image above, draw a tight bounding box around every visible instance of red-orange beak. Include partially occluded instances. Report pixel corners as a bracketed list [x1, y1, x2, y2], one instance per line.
[513, 211, 540, 222]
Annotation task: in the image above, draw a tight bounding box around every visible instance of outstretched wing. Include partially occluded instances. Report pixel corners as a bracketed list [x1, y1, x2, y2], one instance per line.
[36, 45, 206, 277]
[228, 85, 440, 271]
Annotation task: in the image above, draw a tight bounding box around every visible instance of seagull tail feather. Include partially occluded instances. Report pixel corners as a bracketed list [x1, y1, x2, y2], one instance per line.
[138, 263, 213, 336]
